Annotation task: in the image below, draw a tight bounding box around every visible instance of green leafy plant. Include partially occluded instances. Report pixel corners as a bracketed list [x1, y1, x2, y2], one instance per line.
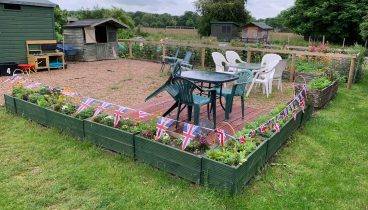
[206, 140, 258, 166]
[308, 77, 332, 90]
[75, 106, 95, 120]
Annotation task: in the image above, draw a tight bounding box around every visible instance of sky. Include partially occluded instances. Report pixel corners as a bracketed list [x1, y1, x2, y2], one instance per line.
[52, 0, 295, 19]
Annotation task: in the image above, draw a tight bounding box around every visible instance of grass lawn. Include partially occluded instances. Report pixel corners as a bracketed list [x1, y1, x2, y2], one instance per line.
[1, 77, 367, 209]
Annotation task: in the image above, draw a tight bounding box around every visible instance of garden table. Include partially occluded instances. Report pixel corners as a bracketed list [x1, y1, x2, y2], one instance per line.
[179, 70, 239, 125]
[226, 63, 263, 71]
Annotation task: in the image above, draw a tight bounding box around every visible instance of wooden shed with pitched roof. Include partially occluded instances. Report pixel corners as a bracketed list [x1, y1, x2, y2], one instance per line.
[241, 22, 273, 43]
[63, 18, 128, 61]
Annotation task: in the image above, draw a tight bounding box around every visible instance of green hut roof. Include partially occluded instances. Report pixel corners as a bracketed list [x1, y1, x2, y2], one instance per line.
[0, 0, 57, 7]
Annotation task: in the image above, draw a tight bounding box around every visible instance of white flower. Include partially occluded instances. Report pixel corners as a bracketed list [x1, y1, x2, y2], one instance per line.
[105, 116, 113, 120]
[61, 105, 68, 110]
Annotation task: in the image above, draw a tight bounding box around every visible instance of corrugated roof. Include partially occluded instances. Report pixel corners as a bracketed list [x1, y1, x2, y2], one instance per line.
[248, 22, 273, 30]
[0, 0, 57, 7]
[64, 18, 128, 29]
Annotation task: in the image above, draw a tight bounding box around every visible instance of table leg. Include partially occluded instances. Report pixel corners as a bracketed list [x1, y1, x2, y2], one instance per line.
[219, 84, 226, 111]
[210, 89, 216, 129]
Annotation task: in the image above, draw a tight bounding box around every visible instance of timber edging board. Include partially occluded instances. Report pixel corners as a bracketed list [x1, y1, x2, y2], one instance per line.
[4, 94, 16, 114]
[7, 95, 314, 195]
[84, 120, 135, 157]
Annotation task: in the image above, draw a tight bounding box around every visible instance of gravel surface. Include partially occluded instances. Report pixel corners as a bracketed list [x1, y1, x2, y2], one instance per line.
[0, 59, 294, 110]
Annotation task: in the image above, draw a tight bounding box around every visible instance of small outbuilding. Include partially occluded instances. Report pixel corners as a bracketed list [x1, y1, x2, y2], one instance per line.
[241, 22, 273, 43]
[210, 21, 239, 42]
[0, 0, 57, 63]
[63, 18, 128, 61]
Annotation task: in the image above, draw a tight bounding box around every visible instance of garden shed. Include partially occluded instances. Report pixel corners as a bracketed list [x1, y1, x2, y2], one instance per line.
[63, 18, 128, 61]
[241, 22, 273, 43]
[0, 0, 57, 63]
[210, 22, 239, 42]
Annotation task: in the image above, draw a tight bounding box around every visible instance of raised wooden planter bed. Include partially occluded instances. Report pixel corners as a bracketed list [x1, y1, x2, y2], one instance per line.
[134, 135, 202, 184]
[84, 120, 135, 157]
[4, 94, 16, 114]
[309, 80, 338, 109]
[45, 109, 84, 139]
[265, 109, 303, 161]
[301, 100, 314, 126]
[200, 141, 268, 195]
[14, 98, 48, 126]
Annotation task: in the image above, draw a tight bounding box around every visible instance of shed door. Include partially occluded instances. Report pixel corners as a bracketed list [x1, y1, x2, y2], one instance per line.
[96, 43, 109, 60]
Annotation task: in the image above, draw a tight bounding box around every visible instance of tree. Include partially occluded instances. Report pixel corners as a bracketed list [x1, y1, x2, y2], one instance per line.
[359, 13, 368, 41]
[54, 6, 68, 40]
[195, 0, 251, 36]
[282, 0, 368, 44]
[70, 6, 134, 28]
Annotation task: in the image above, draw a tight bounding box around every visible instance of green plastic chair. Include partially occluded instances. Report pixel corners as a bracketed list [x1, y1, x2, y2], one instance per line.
[172, 77, 214, 128]
[216, 69, 253, 120]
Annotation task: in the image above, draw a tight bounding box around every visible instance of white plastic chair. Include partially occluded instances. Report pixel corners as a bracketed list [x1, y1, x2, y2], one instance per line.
[261, 54, 282, 66]
[211, 52, 236, 74]
[272, 59, 288, 92]
[246, 60, 279, 98]
[225, 51, 246, 64]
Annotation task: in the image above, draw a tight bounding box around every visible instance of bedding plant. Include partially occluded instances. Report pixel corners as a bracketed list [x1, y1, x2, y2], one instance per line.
[206, 103, 299, 166]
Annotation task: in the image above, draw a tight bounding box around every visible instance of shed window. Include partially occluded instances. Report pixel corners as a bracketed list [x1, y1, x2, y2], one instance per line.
[4, 4, 21, 10]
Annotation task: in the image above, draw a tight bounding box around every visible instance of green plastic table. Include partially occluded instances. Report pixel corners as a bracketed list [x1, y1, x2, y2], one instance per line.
[226, 63, 263, 71]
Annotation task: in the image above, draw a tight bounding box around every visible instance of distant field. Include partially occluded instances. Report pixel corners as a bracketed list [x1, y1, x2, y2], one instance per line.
[140, 27, 198, 36]
[269, 32, 308, 46]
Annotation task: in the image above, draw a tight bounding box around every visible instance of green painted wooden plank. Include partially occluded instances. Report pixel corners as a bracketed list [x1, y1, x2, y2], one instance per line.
[83, 120, 135, 157]
[4, 95, 17, 114]
[45, 109, 84, 139]
[14, 98, 48, 126]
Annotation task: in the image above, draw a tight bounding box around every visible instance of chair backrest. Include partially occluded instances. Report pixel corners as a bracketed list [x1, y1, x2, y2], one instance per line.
[212, 52, 228, 72]
[261, 60, 280, 80]
[261, 54, 282, 66]
[172, 77, 199, 104]
[182, 51, 192, 63]
[273, 59, 288, 78]
[225, 51, 243, 64]
[174, 49, 180, 58]
[232, 69, 253, 96]
[171, 61, 182, 78]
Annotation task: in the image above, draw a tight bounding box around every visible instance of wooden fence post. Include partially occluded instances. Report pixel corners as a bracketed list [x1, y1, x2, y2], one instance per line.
[290, 53, 296, 82]
[347, 58, 356, 89]
[128, 41, 133, 58]
[201, 47, 205, 68]
[162, 43, 166, 62]
[322, 35, 325, 45]
[342, 38, 346, 48]
[246, 49, 252, 63]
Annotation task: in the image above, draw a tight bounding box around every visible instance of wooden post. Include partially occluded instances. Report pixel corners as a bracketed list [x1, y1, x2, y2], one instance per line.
[342, 38, 345, 48]
[201, 47, 205, 68]
[128, 41, 133, 58]
[290, 53, 296, 82]
[308, 36, 311, 45]
[347, 58, 356, 89]
[162, 44, 166, 62]
[287, 35, 290, 45]
[322, 35, 325, 45]
[246, 49, 252, 63]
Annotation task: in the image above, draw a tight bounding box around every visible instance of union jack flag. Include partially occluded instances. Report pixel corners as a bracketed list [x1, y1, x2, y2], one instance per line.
[296, 93, 305, 113]
[216, 128, 227, 147]
[76, 98, 96, 114]
[249, 129, 256, 137]
[181, 123, 201, 151]
[25, 82, 42, 89]
[155, 117, 174, 140]
[113, 106, 128, 128]
[273, 122, 281, 133]
[61, 90, 78, 96]
[260, 124, 267, 134]
[238, 136, 247, 144]
[289, 101, 297, 120]
[4, 75, 20, 83]
[283, 107, 289, 118]
[91, 101, 112, 120]
[138, 111, 150, 119]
